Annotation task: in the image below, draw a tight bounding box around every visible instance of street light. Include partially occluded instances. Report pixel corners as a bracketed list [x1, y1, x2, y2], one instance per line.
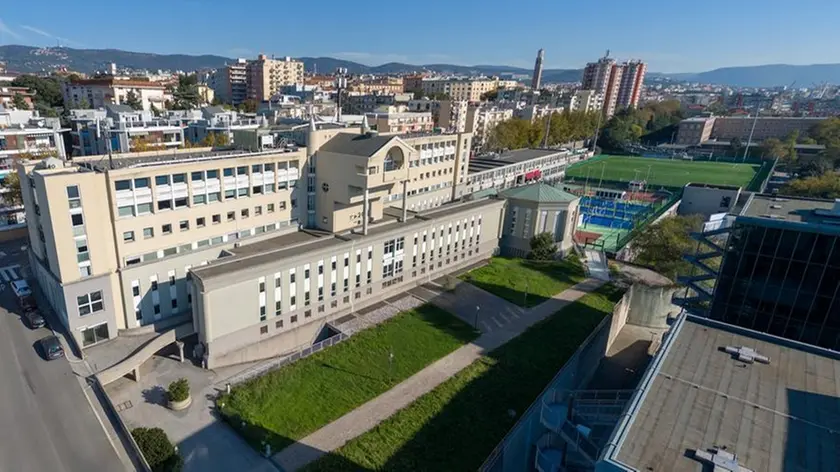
[388, 350, 395, 382]
[474, 305, 480, 330]
[523, 279, 530, 307]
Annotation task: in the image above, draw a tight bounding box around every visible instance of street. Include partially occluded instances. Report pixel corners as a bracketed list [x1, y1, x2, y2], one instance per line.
[0, 241, 125, 471]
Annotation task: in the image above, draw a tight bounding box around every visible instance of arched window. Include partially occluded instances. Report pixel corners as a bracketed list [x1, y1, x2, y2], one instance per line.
[384, 147, 404, 172]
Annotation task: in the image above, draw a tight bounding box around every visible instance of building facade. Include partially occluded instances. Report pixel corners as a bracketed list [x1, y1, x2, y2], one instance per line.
[246, 55, 305, 102]
[675, 115, 828, 146]
[467, 104, 514, 150]
[68, 105, 185, 156]
[566, 90, 604, 113]
[499, 183, 579, 258]
[582, 53, 646, 117]
[62, 78, 168, 111]
[422, 77, 498, 102]
[0, 109, 67, 159]
[210, 59, 248, 105]
[615, 60, 646, 109]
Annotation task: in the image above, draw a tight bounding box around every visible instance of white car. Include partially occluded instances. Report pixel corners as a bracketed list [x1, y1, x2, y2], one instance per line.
[11, 280, 32, 298]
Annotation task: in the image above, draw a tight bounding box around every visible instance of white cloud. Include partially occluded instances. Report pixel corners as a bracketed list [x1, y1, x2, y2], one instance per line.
[0, 18, 22, 41]
[20, 25, 82, 47]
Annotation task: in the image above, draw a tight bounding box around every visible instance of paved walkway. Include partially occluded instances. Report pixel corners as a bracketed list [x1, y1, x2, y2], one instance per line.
[272, 277, 606, 471]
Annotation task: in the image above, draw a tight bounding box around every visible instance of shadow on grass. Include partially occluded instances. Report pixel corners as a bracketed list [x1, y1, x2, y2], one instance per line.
[461, 256, 587, 308]
[304, 284, 625, 471]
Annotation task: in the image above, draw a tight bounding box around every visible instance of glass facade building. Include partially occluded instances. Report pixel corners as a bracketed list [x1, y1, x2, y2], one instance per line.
[710, 212, 840, 350]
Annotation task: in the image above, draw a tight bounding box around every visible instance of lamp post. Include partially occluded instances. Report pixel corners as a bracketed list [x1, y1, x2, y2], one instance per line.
[474, 305, 480, 330]
[388, 350, 395, 382]
[523, 279, 530, 307]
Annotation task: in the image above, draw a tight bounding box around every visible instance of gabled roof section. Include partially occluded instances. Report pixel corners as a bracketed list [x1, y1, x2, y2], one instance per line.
[319, 132, 398, 158]
[501, 182, 578, 203]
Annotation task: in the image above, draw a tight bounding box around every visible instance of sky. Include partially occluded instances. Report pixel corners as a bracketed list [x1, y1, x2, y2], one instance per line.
[1, 0, 839, 73]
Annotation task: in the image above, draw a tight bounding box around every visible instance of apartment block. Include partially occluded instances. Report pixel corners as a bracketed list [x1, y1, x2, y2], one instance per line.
[0, 108, 68, 159]
[674, 116, 716, 145]
[351, 77, 404, 94]
[467, 104, 514, 150]
[675, 115, 828, 146]
[68, 105, 185, 156]
[246, 55, 305, 102]
[210, 59, 248, 105]
[566, 90, 604, 113]
[421, 77, 498, 102]
[461, 148, 591, 196]
[62, 77, 168, 111]
[582, 53, 646, 117]
[365, 110, 434, 134]
[0, 86, 35, 110]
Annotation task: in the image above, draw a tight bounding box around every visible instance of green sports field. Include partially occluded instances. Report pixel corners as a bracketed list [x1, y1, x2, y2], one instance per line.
[564, 155, 761, 188]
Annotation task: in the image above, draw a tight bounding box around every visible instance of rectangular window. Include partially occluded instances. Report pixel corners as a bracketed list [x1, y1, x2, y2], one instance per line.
[238, 188, 248, 197]
[162, 224, 172, 234]
[171, 299, 178, 309]
[115, 180, 131, 191]
[172, 173, 186, 184]
[136, 202, 152, 215]
[291, 315, 298, 323]
[179, 220, 189, 231]
[193, 194, 206, 205]
[174, 197, 188, 208]
[123, 231, 135, 242]
[206, 170, 219, 179]
[77, 291, 104, 316]
[208, 192, 221, 202]
[276, 320, 283, 328]
[191, 171, 204, 181]
[227, 211, 235, 222]
[223, 168, 234, 177]
[212, 214, 221, 224]
[134, 178, 149, 189]
[118, 206, 134, 217]
[237, 166, 248, 175]
[224, 189, 236, 199]
[196, 217, 205, 228]
[157, 199, 172, 211]
[155, 175, 170, 186]
[267, 203, 275, 213]
[241, 209, 249, 218]
[260, 306, 266, 321]
[255, 206, 262, 216]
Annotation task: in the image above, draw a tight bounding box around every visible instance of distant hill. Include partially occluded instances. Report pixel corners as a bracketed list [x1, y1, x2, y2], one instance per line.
[674, 64, 840, 87]
[3, 45, 840, 88]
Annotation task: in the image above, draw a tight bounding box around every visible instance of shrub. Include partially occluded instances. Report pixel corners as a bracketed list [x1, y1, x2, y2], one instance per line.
[132, 427, 183, 472]
[528, 232, 557, 261]
[167, 378, 190, 403]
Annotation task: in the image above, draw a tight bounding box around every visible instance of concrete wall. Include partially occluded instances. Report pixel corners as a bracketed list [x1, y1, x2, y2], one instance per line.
[678, 184, 741, 218]
[625, 283, 679, 329]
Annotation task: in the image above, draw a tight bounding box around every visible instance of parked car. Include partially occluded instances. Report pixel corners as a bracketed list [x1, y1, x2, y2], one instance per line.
[23, 309, 45, 329]
[37, 335, 64, 360]
[11, 280, 31, 298]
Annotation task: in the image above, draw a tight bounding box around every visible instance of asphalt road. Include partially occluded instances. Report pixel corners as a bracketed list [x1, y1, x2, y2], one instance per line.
[0, 243, 125, 471]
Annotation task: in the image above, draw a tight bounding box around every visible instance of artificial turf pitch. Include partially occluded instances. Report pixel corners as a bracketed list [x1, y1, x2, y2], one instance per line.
[564, 155, 760, 188]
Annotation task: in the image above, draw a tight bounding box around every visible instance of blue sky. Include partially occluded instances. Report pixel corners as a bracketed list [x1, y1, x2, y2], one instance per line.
[1, 0, 838, 72]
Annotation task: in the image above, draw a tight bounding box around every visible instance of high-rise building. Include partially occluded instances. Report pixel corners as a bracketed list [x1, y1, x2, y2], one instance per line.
[210, 59, 248, 105]
[616, 60, 646, 109]
[531, 49, 544, 90]
[582, 52, 646, 117]
[246, 55, 305, 102]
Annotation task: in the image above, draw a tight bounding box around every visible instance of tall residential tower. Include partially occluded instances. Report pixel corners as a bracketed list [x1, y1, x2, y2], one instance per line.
[531, 49, 544, 90]
[582, 51, 646, 117]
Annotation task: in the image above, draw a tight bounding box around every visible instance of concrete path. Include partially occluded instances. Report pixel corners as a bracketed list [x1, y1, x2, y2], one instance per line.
[272, 278, 606, 471]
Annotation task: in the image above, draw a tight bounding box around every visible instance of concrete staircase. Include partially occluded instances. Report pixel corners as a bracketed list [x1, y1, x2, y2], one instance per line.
[583, 248, 610, 281]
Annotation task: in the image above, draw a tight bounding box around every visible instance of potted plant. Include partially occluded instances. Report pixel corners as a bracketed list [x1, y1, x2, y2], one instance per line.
[167, 378, 191, 411]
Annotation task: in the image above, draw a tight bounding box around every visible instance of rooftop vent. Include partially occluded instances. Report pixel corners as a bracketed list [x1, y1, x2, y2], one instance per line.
[724, 346, 770, 364]
[693, 448, 754, 472]
[770, 204, 782, 210]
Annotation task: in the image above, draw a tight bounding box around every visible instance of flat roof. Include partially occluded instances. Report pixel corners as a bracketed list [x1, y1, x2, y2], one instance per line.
[191, 198, 503, 283]
[613, 316, 840, 472]
[740, 193, 839, 224]
[73, 147, 303, 172]
[468, 148, 561, 173]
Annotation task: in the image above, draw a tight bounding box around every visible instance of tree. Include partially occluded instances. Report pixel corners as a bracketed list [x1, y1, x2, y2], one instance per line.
[76, 97, 91, 109]
[630, 215, 703, 282]
[3, 172, 22, 207]
[11, 93, 29, 110]
[124, 90, 143, 111]
[238, 99, 258, 114]
[799, 156, 834, 177]
[130, 136, 154, 153]
[131, 427, 183, 472]
[169, 74, 201, 110]
[728, 137, 744, 158]
[781, 172, 840, 199]
[11, 75, 64, 107]
[760, 138, 788, 160]
[528, 233, 557, 260]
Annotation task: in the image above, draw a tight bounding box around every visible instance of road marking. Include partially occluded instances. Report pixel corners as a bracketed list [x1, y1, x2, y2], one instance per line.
[0, 264, 21, 282]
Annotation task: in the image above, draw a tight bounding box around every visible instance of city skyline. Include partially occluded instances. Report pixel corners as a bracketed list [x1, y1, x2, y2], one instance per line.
[2, 0, 840, 72]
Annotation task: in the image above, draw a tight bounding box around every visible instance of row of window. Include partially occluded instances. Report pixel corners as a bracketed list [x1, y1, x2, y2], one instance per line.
[124, 217, 298, 266]
[122, 201, 292, 243]
[114, 163, 299, 191]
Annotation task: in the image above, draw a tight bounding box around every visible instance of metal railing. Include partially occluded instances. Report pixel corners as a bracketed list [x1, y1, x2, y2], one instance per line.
[217, 332, 349, 387]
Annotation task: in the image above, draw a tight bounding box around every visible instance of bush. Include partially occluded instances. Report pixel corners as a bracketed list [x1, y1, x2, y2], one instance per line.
[528, 232, 557, 261]
[132, 427, 183, 472]
[167, 378, 190, 402]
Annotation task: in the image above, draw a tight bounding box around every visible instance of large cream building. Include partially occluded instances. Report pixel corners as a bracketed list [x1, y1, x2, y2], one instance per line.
[246, 55, 305, 102]
[421, 77, 499, 102]
[18, 118, 491, 366]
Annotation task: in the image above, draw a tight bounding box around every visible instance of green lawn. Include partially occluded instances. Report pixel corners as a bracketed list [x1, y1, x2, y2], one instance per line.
[218, 304, 478, 452]
[565, 154, 760, 188]
[460, 256, 586, 307]
[304, 284, 625, 472]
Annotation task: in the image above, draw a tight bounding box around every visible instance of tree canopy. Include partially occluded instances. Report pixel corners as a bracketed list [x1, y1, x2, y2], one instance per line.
[781, 171, 840, 199]
[124, 90, 143, 110]
[11, 94, 29, 110]
[528, 233, 558, 260]
[169, 74, 201, 110]
[630, 214, 703, 282]
[487, 110, 599, 151]
[599, 100, 684, 151]
[11, 75, 64, 107]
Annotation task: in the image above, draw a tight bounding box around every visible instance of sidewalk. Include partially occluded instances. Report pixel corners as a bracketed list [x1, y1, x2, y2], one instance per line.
[272, 278, 606, 471]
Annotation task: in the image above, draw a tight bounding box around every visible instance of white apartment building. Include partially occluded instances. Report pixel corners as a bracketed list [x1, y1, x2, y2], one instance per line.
[567, 90, 604, 113]
[210, 59, 248, 105]
[62, 78, 169, 111]
[467, 105, 514, 150]
[68, 106, 186, 156]
[421, 77, 498, 102]
[0, 108, 67, 159]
